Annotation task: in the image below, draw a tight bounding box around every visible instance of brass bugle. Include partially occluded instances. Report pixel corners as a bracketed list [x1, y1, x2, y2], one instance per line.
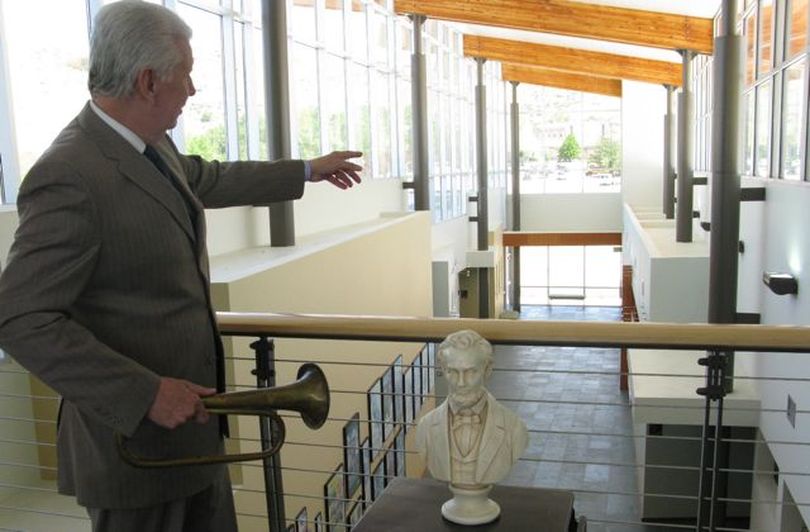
[117, 363, 330, 468]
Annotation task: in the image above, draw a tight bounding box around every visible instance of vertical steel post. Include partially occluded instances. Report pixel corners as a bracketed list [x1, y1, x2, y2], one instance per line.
[262, 0, 295, 247]
[475, 58, 490, 318]
[251, 336, 285, 532]
[696, 351, 728, 531]
[708, 0, 742, 392]
[663, 85, 676, 219]
[411, 15, 430, 212]
[510, 82, 521, 312]
[676, 50, 695, 242]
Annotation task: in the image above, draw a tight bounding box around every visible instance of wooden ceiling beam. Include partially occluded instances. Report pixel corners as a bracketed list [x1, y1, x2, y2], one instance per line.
[502, 64, 622, 97]
[465, 35, 682, 87]
[395, 0, 713, 54]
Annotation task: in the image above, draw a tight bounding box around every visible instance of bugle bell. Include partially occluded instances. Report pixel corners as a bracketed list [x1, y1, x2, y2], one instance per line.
[117, 363, 329, 468]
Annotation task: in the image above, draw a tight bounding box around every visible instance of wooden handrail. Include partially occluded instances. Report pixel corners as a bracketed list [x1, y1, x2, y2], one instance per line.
[216, 312, 810, 353]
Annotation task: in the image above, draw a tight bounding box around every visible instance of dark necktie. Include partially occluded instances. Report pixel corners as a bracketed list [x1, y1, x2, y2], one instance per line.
[143, 145, 197, 230]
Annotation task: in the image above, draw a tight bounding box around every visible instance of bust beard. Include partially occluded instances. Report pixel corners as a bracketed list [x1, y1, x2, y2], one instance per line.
[449, 389, 486, 411]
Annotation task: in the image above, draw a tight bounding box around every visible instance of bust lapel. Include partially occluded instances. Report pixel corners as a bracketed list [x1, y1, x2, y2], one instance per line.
[475, 393, 506, 481]
[433, 401, 451, 475]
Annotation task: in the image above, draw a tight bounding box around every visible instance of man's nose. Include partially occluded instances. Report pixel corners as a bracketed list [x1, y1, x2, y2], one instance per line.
[188, 78, 197, 96]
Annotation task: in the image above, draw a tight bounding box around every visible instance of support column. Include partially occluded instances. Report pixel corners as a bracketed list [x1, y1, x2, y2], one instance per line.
[475, 58, 490, 318]
[709, 0, 742, 389]
[509, 82, 521, 312]
[262, 0, 295, 246]
[676, 50, 695, 242]
[411, 15, 430, 211]
[663, 85, 676, 219]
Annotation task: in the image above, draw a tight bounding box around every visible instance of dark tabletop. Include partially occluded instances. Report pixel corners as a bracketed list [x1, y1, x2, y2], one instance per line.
[353, 477, 575, 532]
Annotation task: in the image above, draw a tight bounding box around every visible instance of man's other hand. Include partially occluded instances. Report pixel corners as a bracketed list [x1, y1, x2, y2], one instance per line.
[309, 151, 363, 189]
[147, 377, 216, 429]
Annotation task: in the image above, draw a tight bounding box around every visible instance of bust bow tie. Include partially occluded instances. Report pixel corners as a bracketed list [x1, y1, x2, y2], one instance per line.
[452, 412, 481, 428]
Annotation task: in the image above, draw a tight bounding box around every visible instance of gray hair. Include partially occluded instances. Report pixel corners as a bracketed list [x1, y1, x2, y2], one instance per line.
[88, 1, 192, 98]
[436, 329, 493, 367]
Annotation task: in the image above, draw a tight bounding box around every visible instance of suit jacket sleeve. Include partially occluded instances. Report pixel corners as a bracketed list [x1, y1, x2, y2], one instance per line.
[0, 162, 160, 437]
[164, 139, 307, 208]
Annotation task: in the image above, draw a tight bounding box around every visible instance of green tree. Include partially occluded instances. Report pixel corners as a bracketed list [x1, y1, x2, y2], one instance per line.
[297, 106, 321, 159]
[186, 124, 227, 161]
[557, 133, 581, 162]
[589, 136, 621, 172]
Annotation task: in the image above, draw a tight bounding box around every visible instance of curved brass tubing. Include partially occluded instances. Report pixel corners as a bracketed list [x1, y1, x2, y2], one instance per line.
[117, 363, 329, 468]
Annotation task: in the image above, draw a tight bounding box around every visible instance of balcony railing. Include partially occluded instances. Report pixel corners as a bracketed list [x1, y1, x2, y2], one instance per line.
[1, 313, 810, 531]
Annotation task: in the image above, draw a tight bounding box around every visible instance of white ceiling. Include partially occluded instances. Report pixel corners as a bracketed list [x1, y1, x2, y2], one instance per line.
[450, 0, 722, 64]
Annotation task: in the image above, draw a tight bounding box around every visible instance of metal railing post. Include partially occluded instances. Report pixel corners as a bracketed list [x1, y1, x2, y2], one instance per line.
[251, 336, 286, 532]
[696, 350, 728, 531]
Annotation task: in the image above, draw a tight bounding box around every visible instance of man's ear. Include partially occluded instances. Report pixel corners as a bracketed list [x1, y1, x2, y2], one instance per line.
[134, 68, 157, 101]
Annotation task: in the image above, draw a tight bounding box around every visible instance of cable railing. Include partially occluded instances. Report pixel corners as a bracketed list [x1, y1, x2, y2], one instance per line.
[2, 313, 810, 531]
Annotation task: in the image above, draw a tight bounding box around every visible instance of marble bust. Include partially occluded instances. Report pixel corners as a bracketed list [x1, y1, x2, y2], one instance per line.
[415, 330, 528, 525]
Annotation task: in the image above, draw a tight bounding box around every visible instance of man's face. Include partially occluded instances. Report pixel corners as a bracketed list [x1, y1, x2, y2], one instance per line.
[443, 348, 490, 408]
[153, 38, 196, 131]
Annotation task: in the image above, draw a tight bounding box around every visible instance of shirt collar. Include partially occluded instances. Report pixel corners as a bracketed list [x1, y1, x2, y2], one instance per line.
[89, 100, 146, 154]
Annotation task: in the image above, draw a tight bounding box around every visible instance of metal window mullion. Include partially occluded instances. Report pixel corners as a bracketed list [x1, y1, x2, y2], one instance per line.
[770, 71, 782, 178]
[804, 54, 810, 181]
[222, 8, 239, 160]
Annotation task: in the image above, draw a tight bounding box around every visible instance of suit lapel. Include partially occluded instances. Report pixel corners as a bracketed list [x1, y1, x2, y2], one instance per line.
[76, 104, 196, 243]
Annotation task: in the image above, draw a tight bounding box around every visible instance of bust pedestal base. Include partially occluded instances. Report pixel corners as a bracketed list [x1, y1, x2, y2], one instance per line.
[441, 484, 500, 525]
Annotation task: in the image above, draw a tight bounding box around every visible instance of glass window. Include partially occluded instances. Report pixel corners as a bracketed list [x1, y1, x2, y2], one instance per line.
[371, 8, 389, 69]
[396, 21, 412, 77]
[321, 53, 348, 152]
[3, 0, 89, 178]
[291, 0, 316, 43]
[323, 0, 345, 51]
[396, 78, 413, 176]
[234, 23, 249, 160]
[755, 81, 771, 177]
[179, 5, 227, 161]
[349, 1, 367, 62]
[787, 0, 808, 59]
[250, 23, 268, 159]
[371, 69, 392, 178]
[744, 11, 757, 86]
[348, 61, 370, 170]
[781, 60, 806, 180]
[744, 91, 755, 175]
[290, 43, 321, 159]
[758, 0, 774, 77]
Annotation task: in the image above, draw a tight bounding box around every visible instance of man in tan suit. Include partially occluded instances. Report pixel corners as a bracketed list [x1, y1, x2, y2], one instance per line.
[0, 2, 361, 531]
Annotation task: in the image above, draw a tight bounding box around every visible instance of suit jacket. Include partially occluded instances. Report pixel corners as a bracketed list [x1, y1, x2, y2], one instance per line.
[415, 392, 528, 485]
[0, 102, 306, 509]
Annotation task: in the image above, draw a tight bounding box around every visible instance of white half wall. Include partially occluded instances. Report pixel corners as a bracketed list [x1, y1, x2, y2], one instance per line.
[519, 192, 623, 232]
[622, 81, 665, 210]
[205, 178, 405, 257]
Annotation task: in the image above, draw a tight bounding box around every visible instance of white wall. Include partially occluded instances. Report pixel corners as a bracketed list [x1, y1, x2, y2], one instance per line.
[751, 180, 810, 526]
[519, 192, 623, 232]
[737, 186, 764, 314]
[621, 81, 665, 210]
[205, 179, 405, 257]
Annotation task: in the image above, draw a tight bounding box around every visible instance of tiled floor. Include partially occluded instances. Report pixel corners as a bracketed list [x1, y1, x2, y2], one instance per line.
[491, 305, 689, 531]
